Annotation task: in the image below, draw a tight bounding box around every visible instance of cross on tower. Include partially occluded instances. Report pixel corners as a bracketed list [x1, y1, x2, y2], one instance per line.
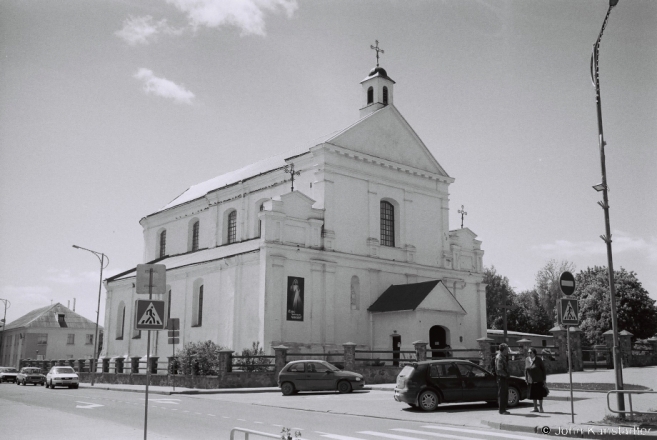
[283, 163, 301, 192]
[370, 40, 384, 67]
[458, 205, 468, 229]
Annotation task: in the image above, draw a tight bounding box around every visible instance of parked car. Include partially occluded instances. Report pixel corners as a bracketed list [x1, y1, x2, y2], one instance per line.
[16, 367, 46, 386]
[277, 360, 365, 395]
[394, 359, 528, 411]
[46, 366, 79, 389]
[0, 367, 19, 383]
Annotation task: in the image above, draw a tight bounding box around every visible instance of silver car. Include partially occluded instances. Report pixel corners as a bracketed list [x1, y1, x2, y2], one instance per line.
[46, 366, 79, 389]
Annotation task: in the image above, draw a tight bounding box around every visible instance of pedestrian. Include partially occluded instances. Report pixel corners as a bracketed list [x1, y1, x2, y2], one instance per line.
[525, 348, 547, 413]
[495, 343, 510, 415]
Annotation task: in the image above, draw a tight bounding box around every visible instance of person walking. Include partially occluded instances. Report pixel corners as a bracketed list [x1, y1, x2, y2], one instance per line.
[495, 343, 510, 415]
[525, 348, 547, 413]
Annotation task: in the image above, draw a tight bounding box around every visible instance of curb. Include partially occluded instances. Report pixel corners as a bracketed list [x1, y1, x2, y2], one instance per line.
[482, 420, 657, 439]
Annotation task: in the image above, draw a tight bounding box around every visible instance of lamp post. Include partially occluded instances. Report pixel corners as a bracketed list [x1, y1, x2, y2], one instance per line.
[0, 298, 10, 363]
[72, 245, 109, 386]
[590, 0, 625, 417]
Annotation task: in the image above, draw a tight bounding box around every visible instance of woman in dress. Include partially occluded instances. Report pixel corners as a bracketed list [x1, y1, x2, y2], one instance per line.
[525, 348, 547, 412]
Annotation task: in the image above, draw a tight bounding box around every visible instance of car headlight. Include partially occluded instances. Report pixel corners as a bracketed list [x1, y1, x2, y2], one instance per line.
[354, 377, 361, 381]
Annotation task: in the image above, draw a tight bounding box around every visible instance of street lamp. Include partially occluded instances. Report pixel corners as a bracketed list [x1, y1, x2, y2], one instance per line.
[590, 0, 625, 417]
[0, 298, 10, 363]
[72, 245, 109, 386]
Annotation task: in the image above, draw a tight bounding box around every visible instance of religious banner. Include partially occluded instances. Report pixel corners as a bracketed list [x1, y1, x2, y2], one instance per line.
[287, 276, 304, 321]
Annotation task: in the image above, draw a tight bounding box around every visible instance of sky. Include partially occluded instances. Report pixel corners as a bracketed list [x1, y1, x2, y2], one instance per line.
[1, 0, 655, 330]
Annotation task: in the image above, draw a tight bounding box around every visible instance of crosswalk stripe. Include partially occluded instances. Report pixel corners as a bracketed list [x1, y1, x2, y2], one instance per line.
[319, 434, 369, 440]
[357, 432, 425, 440]
[391, 429, 484, 440]
[422, 425, 540, 439]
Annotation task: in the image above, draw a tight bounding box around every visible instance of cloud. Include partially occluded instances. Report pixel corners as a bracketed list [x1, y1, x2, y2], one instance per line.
[115, 15, 184, 45]
[166, 0, 298, 36]
[134, 68, 195, 104]
[533, 231, 657, 263]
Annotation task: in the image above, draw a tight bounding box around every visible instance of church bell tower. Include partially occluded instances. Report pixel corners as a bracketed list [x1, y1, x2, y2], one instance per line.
[360, 41, 395, 118]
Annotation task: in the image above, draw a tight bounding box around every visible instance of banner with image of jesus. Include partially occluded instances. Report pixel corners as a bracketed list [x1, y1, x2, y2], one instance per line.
[287, 276, 304, 321]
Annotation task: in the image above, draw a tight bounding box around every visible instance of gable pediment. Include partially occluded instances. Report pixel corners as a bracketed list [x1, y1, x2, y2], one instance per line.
[417, 282, 467, 315]
[325, 105, 449, 176]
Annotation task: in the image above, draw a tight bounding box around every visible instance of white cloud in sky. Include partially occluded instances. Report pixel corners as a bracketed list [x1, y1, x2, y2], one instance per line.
[115, 15, 184, 45]
[166, 0, 298, 36]
[134, 68, 195, 104]
[533, 231, 657, 263]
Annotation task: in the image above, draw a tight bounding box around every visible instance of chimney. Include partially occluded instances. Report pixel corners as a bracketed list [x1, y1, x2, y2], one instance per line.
[73, 298, 76, 312]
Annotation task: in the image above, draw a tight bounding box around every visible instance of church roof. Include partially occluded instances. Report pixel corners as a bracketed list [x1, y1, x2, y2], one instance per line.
[368, 280, 440, 312]
[4, 303, 100, 331]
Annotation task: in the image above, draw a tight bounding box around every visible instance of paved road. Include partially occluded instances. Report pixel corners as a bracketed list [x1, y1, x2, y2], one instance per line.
[0, 384, 552, 440]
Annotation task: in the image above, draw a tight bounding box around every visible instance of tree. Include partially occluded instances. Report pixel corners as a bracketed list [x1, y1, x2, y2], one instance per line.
[516, 289, 553, 335]
[175, 340, 226, 375]
[535, 259, 576, 323]
[234, 341, 273, 372]
[484, 266, 515, 330]
[576, 266, 657, 346]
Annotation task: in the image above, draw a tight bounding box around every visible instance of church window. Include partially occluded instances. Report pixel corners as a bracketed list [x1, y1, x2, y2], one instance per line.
[85, 334, 93, 345]
[350, 276, 360, 310]
[159, 230, 167, 258]
[258, 203, 265, 237]
[380, 201, 395, 247]
[383, 86, 389, 105]
[116, 302, 125, 340]
[227, 210, 237, 244]
[191, 220, 199, 251]
[192, 281, 204, 327]
[367, 86, 373, 104]
[167, 288, 172, 322]
[67, 334, 74, 345]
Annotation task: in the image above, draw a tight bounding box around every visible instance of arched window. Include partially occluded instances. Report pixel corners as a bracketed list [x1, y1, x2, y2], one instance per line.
[383, 86, 389, 105]
[258, 203, 264, 237]
[116, 302, 125, 340]
[159, 230, 167, 258]
[227, 210, 237, 244]
[167, 287, 172, 322]
[367, 86, 373, 104]
[192, 281, 204, 327]
[350, 276, 360, 310]
[380, 201, 395, 247]
[191, 220, 200, 251]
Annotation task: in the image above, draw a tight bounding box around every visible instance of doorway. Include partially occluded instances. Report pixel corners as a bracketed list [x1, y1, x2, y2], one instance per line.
[391, 334, 401, 367]
[429, 325, 447, 358]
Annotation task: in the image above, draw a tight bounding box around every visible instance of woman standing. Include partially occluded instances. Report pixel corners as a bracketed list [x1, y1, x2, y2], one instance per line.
[525, 348, 547, 412]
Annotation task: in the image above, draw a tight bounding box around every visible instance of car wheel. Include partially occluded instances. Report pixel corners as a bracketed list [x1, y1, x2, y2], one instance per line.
[41, 382, 44, 386]
[337, 381, 352, 394]
[73, 384, 79, 389]
[281, 382, 295, 396]
[508, 386, 520, 408]
[418, 390, 439, 411]
[49, 381, 55, 389]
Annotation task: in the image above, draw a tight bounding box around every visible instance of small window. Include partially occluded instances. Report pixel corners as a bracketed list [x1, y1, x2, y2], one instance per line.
[288, 363, 305, 373]
[116, 304, 125, 340]
[193, 283, 204, 327]
[167, 288, 172, 322]
[367, 86, 373, 104]
[192, 221, 200, 251]
[456, 363, 487, 378]
[258, 203, 265, 237]
[67, 334, 75, 345]
[383, 86, 388, 105]
[58, 314, 67, 328]
[350, 276, 360, 310]
[227, 211, 237, 244]
[85, 334, 93, 345]
[37, 334, 48, 345]
[159, 230, 167, 258]
[380, 201, 395, 247]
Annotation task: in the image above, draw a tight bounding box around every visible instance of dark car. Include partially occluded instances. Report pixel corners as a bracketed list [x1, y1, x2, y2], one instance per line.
[394, 359, 528, 411]
[0, 367, 19, 383]
[16, 367, 46, 386]
[277, 360, 365, 395]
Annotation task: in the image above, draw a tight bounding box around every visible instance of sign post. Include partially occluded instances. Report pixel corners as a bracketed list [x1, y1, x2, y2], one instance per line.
[559, 271, 578, 424]
[135, 264, 167, 440]
[167, 318, 179, 392]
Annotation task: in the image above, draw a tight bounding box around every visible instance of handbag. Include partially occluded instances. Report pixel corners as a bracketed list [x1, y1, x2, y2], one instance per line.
[543, 383, 550, 396]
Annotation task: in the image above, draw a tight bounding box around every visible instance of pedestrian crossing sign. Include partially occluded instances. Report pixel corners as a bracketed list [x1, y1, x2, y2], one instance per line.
[135, 300, 166, 330]
[561, 297, 579, 325]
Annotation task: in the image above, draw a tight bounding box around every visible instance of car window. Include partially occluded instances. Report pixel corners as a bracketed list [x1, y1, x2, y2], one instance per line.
[399, 365, 415, 377]
[429, 363, 459, 378]
[288, 363, 305, 373]
[456, 363, 486, 378]
[6, 368, 18, 373]
[309, 362, 332, 373]
[54, 367, 75, 374]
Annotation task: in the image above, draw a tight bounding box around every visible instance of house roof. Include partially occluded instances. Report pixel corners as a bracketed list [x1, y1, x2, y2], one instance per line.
[4, 303, 100, 331]
[368, 280, 441, 312]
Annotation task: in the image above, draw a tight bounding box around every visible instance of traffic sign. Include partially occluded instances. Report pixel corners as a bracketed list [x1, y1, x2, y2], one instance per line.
[167, 318, 179, 345]
[559, 271, 576, 296]
[168, 338, 180, 345]
[136, 264, 166, 295]
[561, 297, 579, 325]
[134, 300, 166, 330]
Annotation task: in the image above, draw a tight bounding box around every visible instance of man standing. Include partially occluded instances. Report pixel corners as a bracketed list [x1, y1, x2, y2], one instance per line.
[495, 343, 510, 415]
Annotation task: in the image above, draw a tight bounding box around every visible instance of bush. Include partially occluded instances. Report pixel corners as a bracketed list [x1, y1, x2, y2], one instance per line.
[175, 340, 226, 375]
[234, 341, 273, 372]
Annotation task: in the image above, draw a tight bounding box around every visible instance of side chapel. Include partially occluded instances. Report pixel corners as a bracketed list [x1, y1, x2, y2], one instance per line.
[103, 62, 486, 361]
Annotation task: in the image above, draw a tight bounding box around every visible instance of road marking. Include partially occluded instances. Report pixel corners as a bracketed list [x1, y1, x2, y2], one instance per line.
[319, 435, 368, 440]
[195, 412, 202, 415]
[238, 419, 247, 421]
[358, 432, 425, 440]
[75, 401, 104, 409]
[254, 421, 263, 424]
[207, 414, 216, 417]
[393, 428, 486, 440]
[273, 425, 284, 427]
[142, 398, 180, 405]
[422, 425, 542, 439]
[222, 416, 230, 419]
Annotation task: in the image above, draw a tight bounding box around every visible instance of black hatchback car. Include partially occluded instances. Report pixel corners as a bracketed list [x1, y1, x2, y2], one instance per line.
[394, 359, 528, 411]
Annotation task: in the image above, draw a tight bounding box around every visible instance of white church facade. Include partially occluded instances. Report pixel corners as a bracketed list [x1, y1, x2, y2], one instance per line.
[103, 66, 486, 361]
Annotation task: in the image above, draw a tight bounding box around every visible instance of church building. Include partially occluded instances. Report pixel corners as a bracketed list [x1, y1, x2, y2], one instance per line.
[103, 64, 486, 361]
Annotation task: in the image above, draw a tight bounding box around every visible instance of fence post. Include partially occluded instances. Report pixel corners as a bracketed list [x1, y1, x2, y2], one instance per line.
[549, 325, 568, 371]
[569, 327, 584, 371]
[149, 356, 159, 375]
[517, 338, 531, 360]
[67, 359, 76, 369]
[343, 342, 356, 371]
[477, 337, 494, 371]
[167, 356, 177, 374]
[115, 357, 124, 374]
[77, 359, 86, 373]
[648, 337, 657, 365]
[618, 330, 633, 368]
[58, 359, 66, 366]
[413, 341, 427, 362]
[273, 345, 288, 376]
[130, 356, 141, 374]
[102, 357, 111, 373]
[219, 350, 234, 374]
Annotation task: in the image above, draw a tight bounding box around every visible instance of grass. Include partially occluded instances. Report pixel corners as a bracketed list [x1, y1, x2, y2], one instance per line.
[601, 408, 657, 428]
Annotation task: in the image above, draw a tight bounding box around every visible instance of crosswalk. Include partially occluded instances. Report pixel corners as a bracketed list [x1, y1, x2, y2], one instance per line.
[314, 424, 545, 440]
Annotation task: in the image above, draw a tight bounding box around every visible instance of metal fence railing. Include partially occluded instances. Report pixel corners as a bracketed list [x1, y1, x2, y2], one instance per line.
[606, 390, 657, 420]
